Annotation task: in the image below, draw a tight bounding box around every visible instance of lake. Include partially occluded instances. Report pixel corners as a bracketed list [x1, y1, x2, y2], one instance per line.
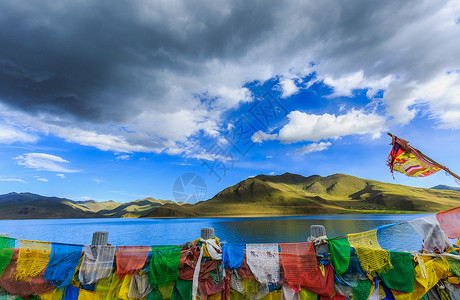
[0, 214, 428, 252]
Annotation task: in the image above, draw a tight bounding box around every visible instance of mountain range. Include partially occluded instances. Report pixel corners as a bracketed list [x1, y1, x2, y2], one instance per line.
[1, 173, 460, 219]
[0, 193, 176, 219]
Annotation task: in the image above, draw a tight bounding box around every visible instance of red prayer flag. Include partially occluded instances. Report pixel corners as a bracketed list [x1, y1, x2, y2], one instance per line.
[279, 242, 321, 288]
[115, 246, 150, 276]
[436, 206, 460, 239]
[303, 264, 335, 297]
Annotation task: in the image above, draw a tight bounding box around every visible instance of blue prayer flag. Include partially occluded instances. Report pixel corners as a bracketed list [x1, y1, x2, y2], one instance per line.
[44, 243, 83, 288]
[222, 243, 245, 269]
[64, 285, 80, 300]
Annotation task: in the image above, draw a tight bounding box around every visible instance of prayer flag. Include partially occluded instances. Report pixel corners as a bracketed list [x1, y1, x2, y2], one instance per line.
[387, 135, 441, 178]
[78, 245, 116, 285]
[347, 230, 392, 274]
[115, 246, 149, 276]
[328, 238, 351, 276]
[148, 245, 182, 288]
[14, 240, 51, 280]
[279, 242, 321, 288]
[44, 243, 83, 288]
[64, 285, 80, 300]
[222, 243, 245, 269]
[246, 243, 280, 286]
[377, 251, 415, 293]
[39, 287, 65, 300]
[0, 237, 15, 277]
[409, 214, 452, 253]
[128, 271, 152, 299]
[436, 205, 460, 239]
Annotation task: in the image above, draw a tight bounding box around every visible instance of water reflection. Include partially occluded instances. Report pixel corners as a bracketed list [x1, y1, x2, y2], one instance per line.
[0, 214, 427, 252]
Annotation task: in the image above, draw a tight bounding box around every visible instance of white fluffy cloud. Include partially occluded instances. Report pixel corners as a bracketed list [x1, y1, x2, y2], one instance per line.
[397, 72, 460, 128]
[293, 142, 332, 155]
[322, 71, 394, 98]
[0, 123, 37, 144]
[279, 78, 300, 98]
[14, 153, 81, 173]
[252, 130, 278, 143]
[254, 109, 386, 144]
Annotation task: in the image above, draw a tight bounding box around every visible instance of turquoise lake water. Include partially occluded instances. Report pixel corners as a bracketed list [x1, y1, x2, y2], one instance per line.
[0, 214, 427, 252]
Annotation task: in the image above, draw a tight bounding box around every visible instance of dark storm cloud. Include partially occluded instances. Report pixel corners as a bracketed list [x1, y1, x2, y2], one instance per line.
[0, 0, 279, 122]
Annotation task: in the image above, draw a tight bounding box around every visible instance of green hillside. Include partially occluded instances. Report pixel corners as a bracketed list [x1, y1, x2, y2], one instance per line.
[97, 197, 179, 218]
[0, 193, 183, 219]
[142, 203, 198, 218]
[71, 200, 122, 213]
[0, 192, 104, 219]
[142, 173, 460, 217]
[2, 173, 460, 219]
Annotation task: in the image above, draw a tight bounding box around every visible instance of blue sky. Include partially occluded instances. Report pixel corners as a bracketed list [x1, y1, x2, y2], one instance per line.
[0, 0, 460, 203]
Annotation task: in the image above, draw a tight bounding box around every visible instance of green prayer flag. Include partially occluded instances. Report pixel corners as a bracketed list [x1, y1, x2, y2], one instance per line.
[149, 245, 182, 288]
[446, 257, 460, 277]
[172, 279, 192, 300]
[352, 279, 372, 300]
[0, 237, 15, 276]
[328, 237, 351, 276]
[378, 251, 415, 293]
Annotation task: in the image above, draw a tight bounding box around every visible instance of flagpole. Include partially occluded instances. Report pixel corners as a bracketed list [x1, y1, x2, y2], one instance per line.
[387, 132, 460, 181]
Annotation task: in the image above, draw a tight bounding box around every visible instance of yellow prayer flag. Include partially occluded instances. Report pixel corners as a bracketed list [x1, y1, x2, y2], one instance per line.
[14, 240, 51, 280]
[40, 288, 65, 300]
[347, 229, 392, 274]
[78, 288, 104, 300]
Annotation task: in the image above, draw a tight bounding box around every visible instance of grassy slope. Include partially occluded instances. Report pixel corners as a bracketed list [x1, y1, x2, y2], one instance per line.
[0, 193, 184, 219]
[71, 200, 122, 213]
[143, 173, 460, 217]
[97, 197, 180, 217]
[0, 193, 103, 219]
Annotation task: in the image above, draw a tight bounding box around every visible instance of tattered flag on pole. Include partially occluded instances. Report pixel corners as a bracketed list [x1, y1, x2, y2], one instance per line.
[387, 134, 442, 177]
[387, 133, 460, 182]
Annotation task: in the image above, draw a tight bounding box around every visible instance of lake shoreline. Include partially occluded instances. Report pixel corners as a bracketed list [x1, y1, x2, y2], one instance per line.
[0, 210, 432, 221]
[141, 211, 430, 219]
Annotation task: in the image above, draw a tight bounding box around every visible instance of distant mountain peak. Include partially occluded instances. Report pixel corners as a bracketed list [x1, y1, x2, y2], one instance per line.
[255, 172, 318, 184]
[431, 185, 460, 192]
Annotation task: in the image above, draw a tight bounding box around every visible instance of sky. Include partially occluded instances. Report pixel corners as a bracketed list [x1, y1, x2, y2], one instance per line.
[0, 0, 460, 203]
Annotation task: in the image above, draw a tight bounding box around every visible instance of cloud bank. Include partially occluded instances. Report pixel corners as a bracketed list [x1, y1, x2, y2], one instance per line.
[0, 0, 458, 154]
[253, 109, 386, 144]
